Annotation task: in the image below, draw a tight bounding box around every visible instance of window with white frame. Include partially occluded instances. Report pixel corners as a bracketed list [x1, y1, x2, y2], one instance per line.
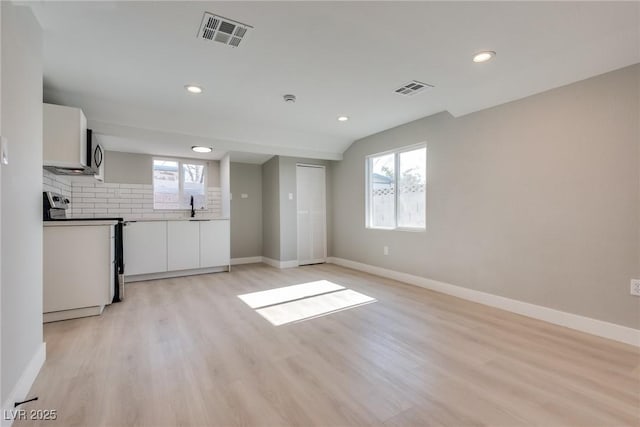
[366, 145, 426, 230]
[153, 158, 207, 210]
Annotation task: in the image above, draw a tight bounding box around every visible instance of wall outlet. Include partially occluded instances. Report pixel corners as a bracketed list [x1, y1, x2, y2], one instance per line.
[383, 246, 389, 255]
[631, 279, 640, 296]
[241, 193, 248, 199]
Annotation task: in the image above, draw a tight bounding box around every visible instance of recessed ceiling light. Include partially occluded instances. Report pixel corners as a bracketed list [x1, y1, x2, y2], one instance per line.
[473, 51, 496, 63]
[185, 85, 203, 94]
[337, 116, 349, 122]
[191, 146, 212, 153]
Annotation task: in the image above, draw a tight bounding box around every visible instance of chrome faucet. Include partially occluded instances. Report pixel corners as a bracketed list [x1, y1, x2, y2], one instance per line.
[190, 195, 195, 218]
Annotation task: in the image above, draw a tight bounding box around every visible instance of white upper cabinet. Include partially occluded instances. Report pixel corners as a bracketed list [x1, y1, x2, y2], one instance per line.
[43, 103, 105, 180]
[43, 103, 87, 168]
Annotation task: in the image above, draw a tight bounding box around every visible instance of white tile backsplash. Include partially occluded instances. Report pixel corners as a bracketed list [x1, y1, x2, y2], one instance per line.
[71, 182, 222, 220]
[43, 170, 72, 199]
[42, 174, 222, 220]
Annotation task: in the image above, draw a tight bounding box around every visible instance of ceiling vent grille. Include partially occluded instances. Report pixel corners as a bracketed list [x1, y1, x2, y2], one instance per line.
[198, 12, 252, 48]
[394, 80, 433, 96]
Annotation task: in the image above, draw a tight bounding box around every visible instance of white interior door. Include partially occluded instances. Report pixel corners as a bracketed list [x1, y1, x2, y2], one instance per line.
[297, 165, 326, 265]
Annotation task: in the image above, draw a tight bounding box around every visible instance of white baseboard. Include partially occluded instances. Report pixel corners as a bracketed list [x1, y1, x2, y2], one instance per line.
[231, 256, 263, 265]
[2, 343, 46, 427]
[125, 266, 229, 282]
[261, 257, 279, 268]
[327, 257, 640, 347]
[262, 257, 299, 269]
[279, 260, 299, 269]
[43, 305, 104, 323]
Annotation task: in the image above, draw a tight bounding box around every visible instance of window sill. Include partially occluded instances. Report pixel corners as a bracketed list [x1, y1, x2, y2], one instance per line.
[366, 226, 426, 233]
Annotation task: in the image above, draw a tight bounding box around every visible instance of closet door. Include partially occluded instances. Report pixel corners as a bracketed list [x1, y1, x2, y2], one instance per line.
[296, 165, 326, 265]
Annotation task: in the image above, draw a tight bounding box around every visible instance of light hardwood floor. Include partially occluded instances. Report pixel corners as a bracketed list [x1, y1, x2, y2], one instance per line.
[17, 263, 640, 427]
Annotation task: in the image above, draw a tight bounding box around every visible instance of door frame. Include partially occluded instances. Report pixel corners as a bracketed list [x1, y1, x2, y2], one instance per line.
[296, 163, 327, 265]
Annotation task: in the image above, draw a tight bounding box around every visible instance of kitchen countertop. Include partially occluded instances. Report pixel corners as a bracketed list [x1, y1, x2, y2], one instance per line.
[124, 217, 230, 222]
[44, 220, 120, 227]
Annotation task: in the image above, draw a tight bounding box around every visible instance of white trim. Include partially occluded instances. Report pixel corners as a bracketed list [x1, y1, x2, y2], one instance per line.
[151, 157, 208, 211]
[125, 266, 228, 282]
[327, 257, 640, 347]
[262, 257, 279, 268]
[365, 144, 427, 230]
[2, 343, 46, 427]
[295, 163, 325, 169]
[231, 256, 263, 265]
[296, 164, 328, 266]
[262, 257, 299, 269]
[280, 260, 300, 269]
[365, 142, 427, 160]
[44, 306, 104, 323]
[298, 258, 327, 266]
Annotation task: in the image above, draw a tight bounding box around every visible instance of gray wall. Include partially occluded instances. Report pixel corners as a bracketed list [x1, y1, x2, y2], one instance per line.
[278, 157, 333, 262]
[220, 154, 230, 218]
[332, 64, 640, 329]
[104, 151, 152, 185]
[230, 162, 262, 259]
[261, 156, 280, 260]
[261, 156, 333, 262]
[104, 150, 220, 187]
[1, 3, 43, 400]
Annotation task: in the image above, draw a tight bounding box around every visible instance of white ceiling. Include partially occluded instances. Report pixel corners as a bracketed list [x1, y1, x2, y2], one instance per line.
[29, 1, 640, 163]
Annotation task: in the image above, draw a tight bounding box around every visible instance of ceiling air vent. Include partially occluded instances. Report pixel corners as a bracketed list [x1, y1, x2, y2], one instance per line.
[394, 80, 433, 97]
[197, 12, 252, 48]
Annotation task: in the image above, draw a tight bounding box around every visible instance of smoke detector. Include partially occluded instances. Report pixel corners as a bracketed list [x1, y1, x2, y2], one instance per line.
[197, 12, 252, 47]
[283, 94, 296, 103]
[394, 80, 433, 97]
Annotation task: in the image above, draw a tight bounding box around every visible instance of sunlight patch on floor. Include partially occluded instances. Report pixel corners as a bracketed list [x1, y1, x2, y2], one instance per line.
[238, 281, 376, 326]
[238, 280, 345, 309]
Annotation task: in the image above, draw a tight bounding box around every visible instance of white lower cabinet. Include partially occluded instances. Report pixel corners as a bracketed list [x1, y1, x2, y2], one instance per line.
[168, 221, 200, 271]
[200, 220, 231, 268]
[124, 221, 168, 275]
[43, 224, 115, 322]
[124, 219, 230, 279]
